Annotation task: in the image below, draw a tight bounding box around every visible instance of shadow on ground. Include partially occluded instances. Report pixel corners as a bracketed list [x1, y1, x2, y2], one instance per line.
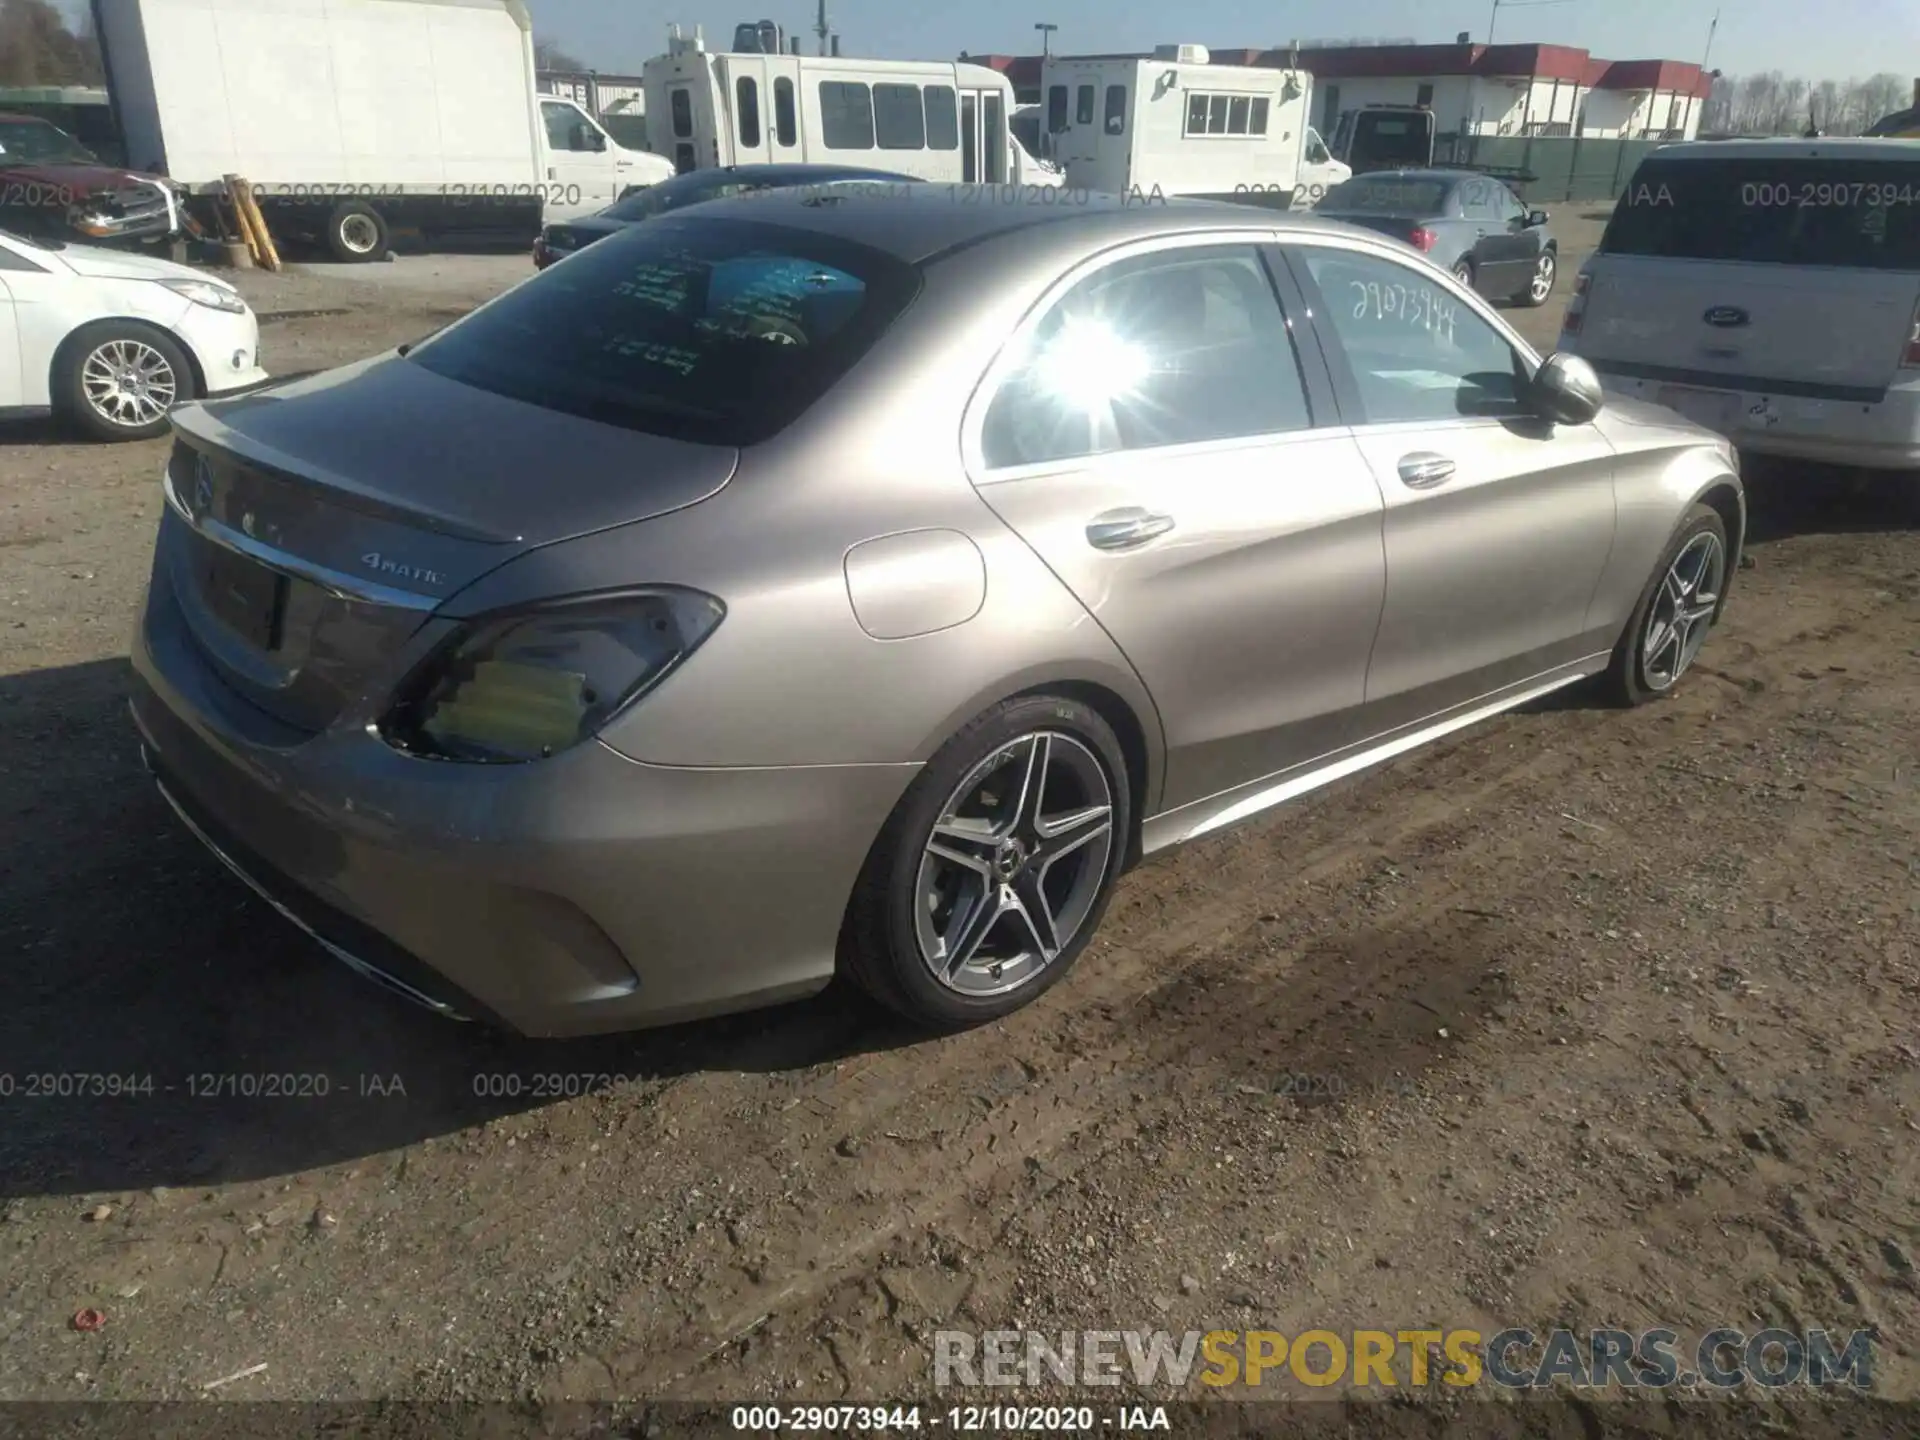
[0, 658, 920, 1200]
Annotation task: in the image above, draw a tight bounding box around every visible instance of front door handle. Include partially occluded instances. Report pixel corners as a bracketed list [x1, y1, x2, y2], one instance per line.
[1398, 452, 1455, 489]
[1086, 507, 1175, 550]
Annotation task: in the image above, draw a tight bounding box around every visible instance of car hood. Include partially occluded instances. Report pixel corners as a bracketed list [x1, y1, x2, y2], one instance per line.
[180, 351, 740, 552]
[55, 242, 218, 285]
[0, 160, 163, 194]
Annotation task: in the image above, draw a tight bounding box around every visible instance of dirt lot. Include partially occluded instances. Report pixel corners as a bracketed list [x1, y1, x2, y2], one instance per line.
[1, 212, 1918, 1426]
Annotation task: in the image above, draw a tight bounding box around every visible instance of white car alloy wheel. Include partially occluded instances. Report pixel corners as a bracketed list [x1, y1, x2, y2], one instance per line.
[81, 337, 178, 430]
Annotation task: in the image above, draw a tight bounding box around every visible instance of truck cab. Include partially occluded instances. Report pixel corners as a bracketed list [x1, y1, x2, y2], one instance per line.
[644, 25, 1057, 185]
[1330, 104, 1437, 173]
[534, 94, 675, 216]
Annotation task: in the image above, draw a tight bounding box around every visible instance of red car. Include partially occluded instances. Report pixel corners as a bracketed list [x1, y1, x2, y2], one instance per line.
[0, 112, 182, 246]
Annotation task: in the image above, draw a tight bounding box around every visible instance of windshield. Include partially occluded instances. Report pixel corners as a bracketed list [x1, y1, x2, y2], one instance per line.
[1603, 157, 1920, 270]
[407, 216, 921, 446]
[1321, 177, 1450, 215]
[1351, 112, 1431, 166]
[0, 116, 98, 165]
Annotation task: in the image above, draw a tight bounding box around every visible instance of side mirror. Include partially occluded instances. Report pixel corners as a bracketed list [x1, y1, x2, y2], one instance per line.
[1527, 208, 1550, 227]
[1530, 352, 1604, 425]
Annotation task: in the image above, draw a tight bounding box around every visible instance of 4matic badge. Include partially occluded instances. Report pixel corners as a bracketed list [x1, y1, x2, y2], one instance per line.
[360, 551, 445, 585]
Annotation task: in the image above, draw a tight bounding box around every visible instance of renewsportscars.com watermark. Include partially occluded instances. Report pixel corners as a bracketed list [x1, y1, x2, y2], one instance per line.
[932, 1327, 1876, 1391]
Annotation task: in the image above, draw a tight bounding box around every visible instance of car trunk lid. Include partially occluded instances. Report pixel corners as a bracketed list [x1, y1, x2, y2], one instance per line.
[162, 355, 738, 732]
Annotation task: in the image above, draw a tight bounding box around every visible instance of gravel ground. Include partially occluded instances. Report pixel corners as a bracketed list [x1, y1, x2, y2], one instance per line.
[1, 213, 1917, 1430]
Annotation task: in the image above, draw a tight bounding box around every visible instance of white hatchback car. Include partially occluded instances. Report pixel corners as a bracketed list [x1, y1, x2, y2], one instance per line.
[0, 228, 268, 441]
[1562, 139, 1920, 470]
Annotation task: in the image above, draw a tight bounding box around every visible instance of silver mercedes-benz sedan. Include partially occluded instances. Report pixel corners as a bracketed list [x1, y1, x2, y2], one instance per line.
[131, 187, 1744, 1037]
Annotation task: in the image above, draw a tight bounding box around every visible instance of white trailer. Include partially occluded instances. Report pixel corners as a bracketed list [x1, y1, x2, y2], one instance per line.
[91, 0, 674, 262]
[642, 25, 1061, 187]
[1038, 46, 1350, 207]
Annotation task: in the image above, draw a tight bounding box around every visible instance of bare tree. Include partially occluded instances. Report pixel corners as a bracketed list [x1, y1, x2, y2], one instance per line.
[534, 35, 587, 72]
[0, 0, 99, 85]
[1702, 67, 1917, 135]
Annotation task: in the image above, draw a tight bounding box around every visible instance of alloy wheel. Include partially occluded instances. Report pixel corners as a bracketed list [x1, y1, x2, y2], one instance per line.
[1530, 252, 1557, 302]
[1640, 531, 1725, 690]
[338, 213, 382, 255]
[913, 731, 1115, 998]
[80, 339, 177, 429]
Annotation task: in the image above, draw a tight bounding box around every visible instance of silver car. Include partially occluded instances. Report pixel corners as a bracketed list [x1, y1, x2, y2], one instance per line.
[130, 189, 1744, 1037]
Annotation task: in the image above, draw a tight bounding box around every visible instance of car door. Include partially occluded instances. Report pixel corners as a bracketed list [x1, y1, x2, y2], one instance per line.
[1461, 176, 1534, 296]
[963, 237, 1388, 814]
[1282, 240, 1618, 733]
[0, 272, 22, 408]
[539, 99, 617, 219]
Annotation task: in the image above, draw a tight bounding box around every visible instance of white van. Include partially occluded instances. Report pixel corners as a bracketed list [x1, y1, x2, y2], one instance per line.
[1037, 48, 1348, 206]
[642, 28, 1060, 186]
[1561, 139, 1920, 469]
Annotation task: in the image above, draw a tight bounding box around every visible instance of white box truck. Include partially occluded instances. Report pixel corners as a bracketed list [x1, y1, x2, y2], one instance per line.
[642, 23, 1061, 186]
[1039, 46, 1349, 207]
[90, 0, 674, 262]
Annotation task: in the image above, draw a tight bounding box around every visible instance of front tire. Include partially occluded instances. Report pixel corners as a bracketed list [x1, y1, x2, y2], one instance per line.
[839, 694, 1131, 1030]
[324, 199, 389, 263]
[1599, 503, 1730, 706]
[56, 322, 195, 442]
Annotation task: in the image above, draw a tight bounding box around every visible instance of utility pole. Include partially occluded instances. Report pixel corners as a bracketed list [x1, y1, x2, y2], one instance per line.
[815, 0, 830, 56]
[1701, 8, 1720, 71]
[1035, 21, 1057, 59]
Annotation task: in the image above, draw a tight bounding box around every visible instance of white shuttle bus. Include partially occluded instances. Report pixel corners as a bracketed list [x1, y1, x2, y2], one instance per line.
[643, 25, 1062, 187]
[1039, 46, 1349, 208]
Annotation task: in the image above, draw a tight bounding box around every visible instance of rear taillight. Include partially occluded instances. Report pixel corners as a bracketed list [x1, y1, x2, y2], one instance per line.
[1561, 270, 1593, 336]
[1902, 297, 1920, 368]
[1409, 227, 1437, 252]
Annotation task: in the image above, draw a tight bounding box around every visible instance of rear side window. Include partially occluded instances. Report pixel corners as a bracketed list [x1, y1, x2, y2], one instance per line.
[1603, 157, 1920, 270]
[773, 78, 798, 146]
[407, 218, 921, 446]
[873, 83, 926, 149]
[924, 86, 958, 150]
[1104, 85, 1127, 135]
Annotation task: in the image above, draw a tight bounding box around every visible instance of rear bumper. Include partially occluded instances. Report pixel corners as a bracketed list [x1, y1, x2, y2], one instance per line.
[1590, 366, 1920, 471]
[129, 557, 917, 1037]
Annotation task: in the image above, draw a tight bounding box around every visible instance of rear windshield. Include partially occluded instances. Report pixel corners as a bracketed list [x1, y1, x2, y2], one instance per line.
[601, 173, 768, 221]
[1322, 177, 1450, 214]
[407, 217, 920, 445]
[1602, 157, 1920, 270]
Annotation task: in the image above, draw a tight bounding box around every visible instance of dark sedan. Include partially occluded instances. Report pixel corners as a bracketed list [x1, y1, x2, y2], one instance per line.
[532, 163, 924, 268]
[1315, 169, 1559, 307]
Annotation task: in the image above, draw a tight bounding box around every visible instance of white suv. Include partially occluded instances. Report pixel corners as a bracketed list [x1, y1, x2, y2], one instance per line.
[1560, 139, 1920, 470]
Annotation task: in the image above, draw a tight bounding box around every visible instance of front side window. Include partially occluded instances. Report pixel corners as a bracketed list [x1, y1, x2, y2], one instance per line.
[407, 218, 920, 447]
[819, 81, 874, 149]
[980, 245, 1315, 468]
[1293, 245, 1531, 425]
[542, 101, 584, 151]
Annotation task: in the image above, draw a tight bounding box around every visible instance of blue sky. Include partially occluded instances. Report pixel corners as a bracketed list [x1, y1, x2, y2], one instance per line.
[53, 0, 1915, 81]
[522, 0, 1913, 79]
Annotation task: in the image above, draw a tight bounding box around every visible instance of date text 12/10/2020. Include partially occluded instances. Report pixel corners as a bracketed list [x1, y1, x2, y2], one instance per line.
[726, 1405, 1173, 1432]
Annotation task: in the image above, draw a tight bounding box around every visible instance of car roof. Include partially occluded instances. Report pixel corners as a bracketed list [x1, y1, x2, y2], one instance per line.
[1331, 169, 1463, 185]
[1643, 138, 1920, 162]
[675, 185, 1404, 265]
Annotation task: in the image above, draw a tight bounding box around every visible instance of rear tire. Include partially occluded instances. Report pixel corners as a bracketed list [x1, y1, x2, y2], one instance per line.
[1450, 257, 1476, 292]
[839, 694, 1131, 1030]
[1518, 247, 1557, 307]
[324, 200, 389, 263]
[55, 322, 196, 442]
[1599, 503, 1730, 706]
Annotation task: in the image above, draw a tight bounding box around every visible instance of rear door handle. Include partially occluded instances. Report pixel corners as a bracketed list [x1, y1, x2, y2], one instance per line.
[1398, 452, 1455, 489]
[1086, 507, 1175, 550]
